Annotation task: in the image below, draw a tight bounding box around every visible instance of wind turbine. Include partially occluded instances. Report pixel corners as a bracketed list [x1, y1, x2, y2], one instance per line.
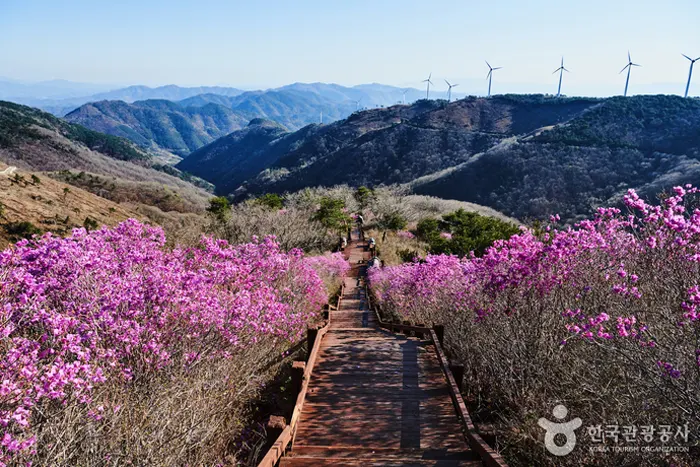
[620, 51, 641, 97]
[402, 89, 409, 104]
[682, 53, 700, 98]
[552, 57, 570, 97]
[422, 73, 434, 99]
[485, 61, 502, 97]
[319, 111, 323, 124]
[444, 79, 459, 102]
[354, 98, 362, 111]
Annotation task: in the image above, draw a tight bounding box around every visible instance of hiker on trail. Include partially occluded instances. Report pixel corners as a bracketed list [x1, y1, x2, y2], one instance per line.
[367, 256, 381, 268]
[340, 236, 348, 250]
[368, 237, 376, 253]
[356, 214, 365, 240]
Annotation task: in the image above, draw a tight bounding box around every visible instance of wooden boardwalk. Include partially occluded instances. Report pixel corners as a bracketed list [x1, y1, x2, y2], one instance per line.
[279, 236, 484, 466]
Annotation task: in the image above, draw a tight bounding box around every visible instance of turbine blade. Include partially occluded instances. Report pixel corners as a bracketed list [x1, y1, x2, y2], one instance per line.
[445, 79, 451, 86]
[428, 72, 432, 80]
[683, 53, 692, 61]
[628, 50, 631, 62]
[453, 84, 459, 87]
[493, 67, 502, 70]
[552, 68, 559, 74]
[486, 70, 492, 79]
[564, 67, 570, 72]
[620, 64, 630, 73]
[632, 63, 641, 67]
[485, 60, 491, 69]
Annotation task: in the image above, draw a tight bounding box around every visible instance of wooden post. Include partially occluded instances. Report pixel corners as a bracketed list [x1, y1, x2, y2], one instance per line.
[291, 361, 306, 396]
[415, 324, 425, 339]
[264, 415, 286, 453]
[402, 320, 411, 336]
[449, 364, 465, 391]
[434, 324, 445, 346]
[307, 327, 318, 362]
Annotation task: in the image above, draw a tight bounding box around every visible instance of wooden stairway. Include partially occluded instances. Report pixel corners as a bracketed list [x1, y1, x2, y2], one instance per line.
[278, 236, 485, 466]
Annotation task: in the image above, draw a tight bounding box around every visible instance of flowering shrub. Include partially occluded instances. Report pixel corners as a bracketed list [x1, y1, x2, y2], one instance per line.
[306, 252, 351, 292]
[396, 230, 415, 240]
[0, 219, 341, 465]
[370, 187, 700, 465]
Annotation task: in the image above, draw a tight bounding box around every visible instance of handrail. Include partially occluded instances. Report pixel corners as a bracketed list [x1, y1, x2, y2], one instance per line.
[365, 285, 508, 467]
[429, 329, 509, 467]
[257, 283, 344, 467]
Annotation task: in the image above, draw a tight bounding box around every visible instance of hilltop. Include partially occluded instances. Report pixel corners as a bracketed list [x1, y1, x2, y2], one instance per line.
[413, 95, 700, 221]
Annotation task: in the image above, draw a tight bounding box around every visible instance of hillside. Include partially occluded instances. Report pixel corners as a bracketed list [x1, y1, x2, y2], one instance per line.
[0, 162, 141, 249]
[0, 100, 210, 214]
[64, 99, 249, 157]
[414, 95, 700, 221]
[179, 94, 700, 223]
[180, 95, 599, 197]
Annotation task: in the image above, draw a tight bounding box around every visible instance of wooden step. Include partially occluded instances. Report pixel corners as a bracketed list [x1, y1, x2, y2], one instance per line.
[280, 457, 482, 467]
[292, 446, 481, 461]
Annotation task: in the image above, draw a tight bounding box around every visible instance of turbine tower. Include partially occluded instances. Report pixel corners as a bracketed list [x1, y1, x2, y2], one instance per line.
[620, 51, 641, 97]
[444, 79, 459, 102]
[402, 89, 409, 104]
[320, 111, 323, 124]
[552, 57, 570, 97]
[354, 98, 362, 111]
[485, 61, 502, 97]
[422, 73, 434, 99]
[682, 53, 700, 98]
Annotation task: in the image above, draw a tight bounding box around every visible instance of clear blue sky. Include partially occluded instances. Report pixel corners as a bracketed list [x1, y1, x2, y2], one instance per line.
[2, 0, 699, 95]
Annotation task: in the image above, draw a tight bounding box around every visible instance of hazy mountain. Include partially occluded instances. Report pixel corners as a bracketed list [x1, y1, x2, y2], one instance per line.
[65, 83, 436, 156]
[0, 78, 116, 100]
[6, 84, 246, 117]
[64, 100, 249, 157]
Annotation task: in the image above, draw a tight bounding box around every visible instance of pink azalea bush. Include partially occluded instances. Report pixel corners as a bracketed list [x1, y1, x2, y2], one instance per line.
[370, 186, 700, 465]
[0, 219, 344, 465]
[306, 252, 351, 293]
[396, 230, 416, 240]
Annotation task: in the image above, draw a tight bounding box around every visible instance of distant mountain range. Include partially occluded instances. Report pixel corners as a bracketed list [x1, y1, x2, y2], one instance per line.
[61, 83, 451, 157]
[64, 100, 249, 157]
[177, 94, 700, 223]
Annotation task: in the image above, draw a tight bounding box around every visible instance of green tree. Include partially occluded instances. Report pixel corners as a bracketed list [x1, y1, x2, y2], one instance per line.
[378, 212, 407, 232]
[255, 193, 284, 210]
[354, 186, 375, 209]
[4, 221, 42, 241]
[419, 209, 519, 257]
[313, 197, 351, 232]
[83, 217, 99, 231]
[207, 196, 231, 222]
[31, 174, 41, 185]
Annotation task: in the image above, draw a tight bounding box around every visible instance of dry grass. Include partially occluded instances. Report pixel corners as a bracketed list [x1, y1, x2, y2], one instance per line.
[29, 340, 294, 466]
